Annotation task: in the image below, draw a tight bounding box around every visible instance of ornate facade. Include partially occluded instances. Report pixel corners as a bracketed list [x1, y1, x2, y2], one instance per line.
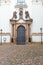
[10, 2, 33, 44]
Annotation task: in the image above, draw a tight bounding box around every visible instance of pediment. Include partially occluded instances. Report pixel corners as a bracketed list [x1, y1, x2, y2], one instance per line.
[17, 19, 25, 23]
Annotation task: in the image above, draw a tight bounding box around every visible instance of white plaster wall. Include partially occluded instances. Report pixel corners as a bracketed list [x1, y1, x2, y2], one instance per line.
[0, 0, 43, 42]
[32, 36, 43, 42]
[0, 36, 10, 43]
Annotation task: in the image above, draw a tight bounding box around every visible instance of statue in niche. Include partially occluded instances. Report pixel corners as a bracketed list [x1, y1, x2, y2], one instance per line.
[25, 11, 30, 19]
[13, 11, 17, 19]
[19, 10, 23, 19]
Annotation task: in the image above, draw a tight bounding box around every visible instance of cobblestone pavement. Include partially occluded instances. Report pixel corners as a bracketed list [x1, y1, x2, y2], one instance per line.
[0, 43, 43, 65]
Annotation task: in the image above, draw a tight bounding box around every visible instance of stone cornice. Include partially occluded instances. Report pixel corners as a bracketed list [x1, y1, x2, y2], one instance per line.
[32, 33, 43, 36]
[10, 18, 33, 22]
[0, 33, 43, 36]
[0, 33, 11, 36]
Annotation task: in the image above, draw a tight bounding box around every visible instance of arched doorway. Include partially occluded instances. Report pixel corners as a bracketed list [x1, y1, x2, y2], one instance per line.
[17, 25, 26, 45]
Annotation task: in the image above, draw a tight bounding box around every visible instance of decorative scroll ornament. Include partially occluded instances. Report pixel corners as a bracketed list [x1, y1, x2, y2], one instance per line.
[0, 0, 10, 5]
[25, 11, 30, 19]
[13, 11, 17, 19]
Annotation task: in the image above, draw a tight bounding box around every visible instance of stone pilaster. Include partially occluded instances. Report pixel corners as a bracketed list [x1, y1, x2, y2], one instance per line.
[14, 24, 16, 44]
[12, 24, 14, 38]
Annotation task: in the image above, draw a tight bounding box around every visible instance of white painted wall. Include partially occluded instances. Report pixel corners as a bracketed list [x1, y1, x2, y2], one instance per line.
[0, 36, 10, 43]
[0, 0, 43, 42]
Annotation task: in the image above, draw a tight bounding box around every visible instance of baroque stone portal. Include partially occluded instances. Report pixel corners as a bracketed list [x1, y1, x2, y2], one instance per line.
[10, 1, 33, 44]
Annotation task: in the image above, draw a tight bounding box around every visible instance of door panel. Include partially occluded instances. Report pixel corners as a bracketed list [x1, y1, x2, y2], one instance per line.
[17, 26, 25, 45]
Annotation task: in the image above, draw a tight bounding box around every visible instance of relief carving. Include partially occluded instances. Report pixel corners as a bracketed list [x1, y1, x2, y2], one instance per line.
[19, 11, 23, 19]
[25, 11, 30, 19]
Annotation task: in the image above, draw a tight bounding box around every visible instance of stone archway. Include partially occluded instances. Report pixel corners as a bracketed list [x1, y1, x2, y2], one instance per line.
[17, 25, 26, 45]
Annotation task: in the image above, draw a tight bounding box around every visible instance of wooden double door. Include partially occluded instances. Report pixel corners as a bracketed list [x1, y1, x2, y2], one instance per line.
[17, 25, 26, 45]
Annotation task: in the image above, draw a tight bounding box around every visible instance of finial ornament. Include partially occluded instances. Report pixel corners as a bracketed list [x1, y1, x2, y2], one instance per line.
[25, 11, 30, 18]
[13, 11, 17, 19]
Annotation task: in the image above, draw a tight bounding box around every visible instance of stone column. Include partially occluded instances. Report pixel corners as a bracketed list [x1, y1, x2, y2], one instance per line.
[28, 24, 30, 42]
[28, 24, 32, 42]
[27, 24, 30, 43]
[12, 24, 14, 39]
[26, 24, 29, 44]
[14, 24, 16, 44]
[26, 23, 31, 43]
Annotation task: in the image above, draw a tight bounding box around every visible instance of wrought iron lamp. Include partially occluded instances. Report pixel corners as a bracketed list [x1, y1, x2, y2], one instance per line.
[40, 27, 43, 44]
